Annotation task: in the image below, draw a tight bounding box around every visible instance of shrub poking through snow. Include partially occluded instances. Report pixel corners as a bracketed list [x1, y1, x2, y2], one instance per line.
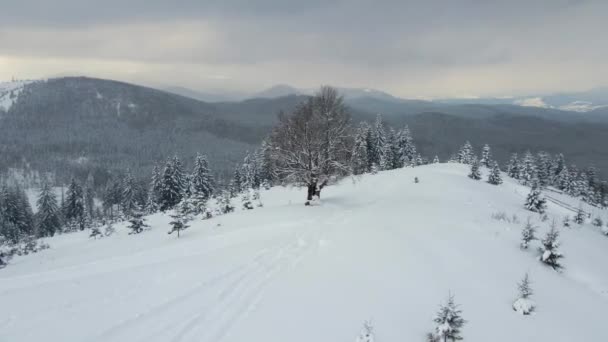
[104, 222, 115, 236]
[539, 222, 564, 271]
[253, 189, 263, 207]
[127, 208, 149, 235]
[468, 158, 482, 180]
[428, 294, 466, 342]
[89, 226, 102, 239]
[592, 217, 603, 227]
[574, 207, 586, 225]
[355, 320, 374, 342]
[562, 215, 571, 228]
[524, 187, 547, 214]
[487, 161, 502, 185]
[218, 190, 235, 214]
[513, 273, 535, 315]
[241, 190, 254, 210]
[520, 218, 537, 249]
[415, 177, 420, 183]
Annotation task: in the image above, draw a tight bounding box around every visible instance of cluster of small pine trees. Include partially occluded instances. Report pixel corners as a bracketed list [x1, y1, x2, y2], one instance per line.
[350, 114, 423, 175]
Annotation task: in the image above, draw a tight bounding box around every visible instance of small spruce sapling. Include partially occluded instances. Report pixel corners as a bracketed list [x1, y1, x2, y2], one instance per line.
[355, 320, 374, 342]
[520, 218, 537, 249]
[128, 208, 149, 235]
[468, 158, 482, 180]
[574, 207, 585, 225]
[524, 187, 547, 214]
[428, 294, 466, 342]
[241, 190, 254, 210]
[89, 226, 103, 239]
[592, 217, 603, 227]
[168, 201, 192, 238]
[512, 273, 535, 315]
[539, 222, 564, 271]
[562, 215, 571, 228]
[487, 161, 502, 185]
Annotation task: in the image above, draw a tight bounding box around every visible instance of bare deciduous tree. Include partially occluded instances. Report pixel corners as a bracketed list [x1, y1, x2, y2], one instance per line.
[268, 86, 352, 204]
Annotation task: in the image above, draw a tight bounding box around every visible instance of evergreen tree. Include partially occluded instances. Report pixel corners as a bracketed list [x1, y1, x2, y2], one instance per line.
[190, 153, 215, 201]
[396, 125, 417, 167]
[428, 294, 466, 342]
[121, 169, 137, 217]
[127, 207, 149, 234]
[507, 153, 520, 179]
[539, 224, 564, 271]
[150, 164, 162, 207]
[230, 167, 244, 198]
[355, 320, 374, 342]
[168, 202, 191, 238]
[536, 152, 551, 187]
[84, 173, 95, 219]
[524, 187, 547, 214]
[573, 206, 586, 224]
[433, 155, 440, 164]
[64, 178, 85, 230]
[487, 161, 502, 185]
[351, 124, 370, 175]
[218, 190, 235, 214]
[369, 114, 387, 168]
[520, 218, 537, 249]
[512, 273, 535, 315]
[241, 189, 254, 210]
[480, 144, 492, 167]
[520, 151, 537, 186]
[159, 156, 186, 211]
[456, 141, 474, 164]
[468, 158, 482, 180]
[36, 182, 61, 237]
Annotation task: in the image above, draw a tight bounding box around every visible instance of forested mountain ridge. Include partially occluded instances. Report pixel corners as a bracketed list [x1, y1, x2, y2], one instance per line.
[1, 76, 607, 188]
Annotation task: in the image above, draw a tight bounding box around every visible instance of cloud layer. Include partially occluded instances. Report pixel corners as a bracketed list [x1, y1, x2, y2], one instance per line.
[1, 0, 606, 97]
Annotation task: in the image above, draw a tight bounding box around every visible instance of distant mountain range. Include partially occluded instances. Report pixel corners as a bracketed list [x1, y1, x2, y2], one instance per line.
[1, 77, 607, 187]
[164, 83, 608, 114]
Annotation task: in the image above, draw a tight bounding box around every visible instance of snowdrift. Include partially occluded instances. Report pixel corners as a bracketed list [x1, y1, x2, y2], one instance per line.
[1, 164, 607, 342]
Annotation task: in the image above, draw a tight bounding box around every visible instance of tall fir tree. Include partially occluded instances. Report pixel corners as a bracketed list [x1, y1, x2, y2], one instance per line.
[480, 144, 492, 167]
[468, 158, 482, 180]
[159, 156, 186, 211]
[64, 178, 85, 230]
[122, 169, 137, 217]
[351, 124, 370, 175]
[507, 153, 520, 179]
[191, 153, 214, 200]
[36, 182, 61, 237]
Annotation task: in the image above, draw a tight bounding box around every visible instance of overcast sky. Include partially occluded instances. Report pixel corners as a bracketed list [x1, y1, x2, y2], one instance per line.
[0, 0, 606, 98]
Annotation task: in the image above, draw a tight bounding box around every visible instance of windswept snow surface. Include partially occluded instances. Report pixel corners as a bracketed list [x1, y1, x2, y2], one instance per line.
[1, 164, 608, 342]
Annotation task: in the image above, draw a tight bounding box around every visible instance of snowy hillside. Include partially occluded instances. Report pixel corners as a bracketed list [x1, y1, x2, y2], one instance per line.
[1, 164, 607, 342]
[0, 80, 39, 112]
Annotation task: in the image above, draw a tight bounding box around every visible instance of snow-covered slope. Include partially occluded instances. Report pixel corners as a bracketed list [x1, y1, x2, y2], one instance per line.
[1, 164, 607, 342]
[0, 80, 39, 112]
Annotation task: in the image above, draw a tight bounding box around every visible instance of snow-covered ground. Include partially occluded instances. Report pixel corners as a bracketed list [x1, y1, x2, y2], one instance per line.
[1, 164, 607, 342]
[0, 80, 38, 112]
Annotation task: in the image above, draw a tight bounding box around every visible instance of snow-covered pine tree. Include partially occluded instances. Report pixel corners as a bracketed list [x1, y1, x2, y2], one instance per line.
[371, 114, 387, 169]
[218, 190, 235, 214]
[84, 173, 95, 219]
[428, 294, 466, 342]
[159, 156, 186, 211]
[104, 221, 115, 236]
[524, 186, 547, 214]
[127, 207, 149, 234]
[520, 151, 538, 187]
[457, 141, 474, 164]
[36, 182, 61, 237]
[64, 178, 85, 230]
[191, 153, 215, 206]
[480, 144, 492, 167]
[539, 222, 564, 271]
[468, 158, 482, 180]
[396, 125, 417, 167]
[229, 167, 244, 198]
[520, 218, 537, 249]
[381, 128, 398, 170]
[351, 123, 370, 175]
[512, 273, 535, 315]
[573, 206, 586, 224]
[168, 202, 191, 238]
[433, 155, 440, 164]
[253, 189, 263, 207]
[121, 169, 137, 218]
[150, 164, 162, 208]
[487, 161, 502, 185]
[241, 189, 254, 210]
[355, 320, 374, 342]
[507, 153, 520, 179]
[556, 166, 571, 191]
[536, 152, 551, 187]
